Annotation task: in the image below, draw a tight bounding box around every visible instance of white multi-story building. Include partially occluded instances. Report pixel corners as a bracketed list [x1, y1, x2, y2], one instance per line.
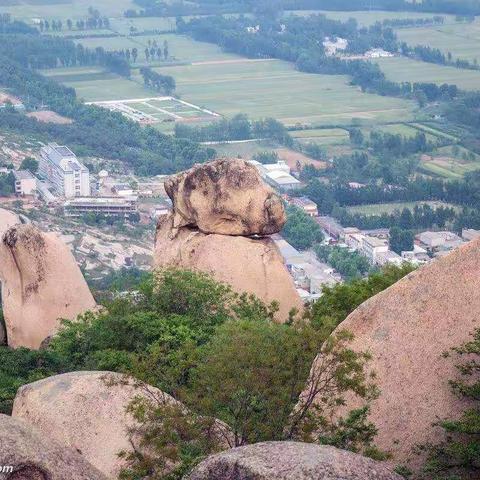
[361, 236, 389, 264]
[64, 196, 138, 219]
[38, 143, 90, 198]
[13, 170, 37, 195]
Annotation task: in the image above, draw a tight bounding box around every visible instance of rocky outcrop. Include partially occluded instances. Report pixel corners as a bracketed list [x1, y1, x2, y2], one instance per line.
[0, 208, 20, 237]
[155, 159, 302, 322]
[12, 371, 183, 478]
[0, 210, 21, 346]
[0, 224, 96, 349]
[0, 413, 107, 480]
[305, 237, 480, 467]
[165, 158, 286, 236]
[155, 212, 303, 322]
[186, 441, 402, 480]
[0, 208, 21, 345]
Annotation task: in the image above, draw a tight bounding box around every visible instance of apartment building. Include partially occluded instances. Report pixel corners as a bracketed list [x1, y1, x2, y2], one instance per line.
[39, 143, 90, 198]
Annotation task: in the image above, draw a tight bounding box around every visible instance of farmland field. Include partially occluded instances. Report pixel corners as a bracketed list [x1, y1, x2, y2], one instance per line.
[288, 10, 455, 26]
[42, 66, 152, 101]
[74, 34, 240, 64]
[396, 20, 480, 63]
[42, 52, 417, 124]
[109, 17, 177, 34]
[152, 59, 417, 125]
[376, 57, 480, 90]
[360, 123, 439, 142]
[0, 0, 137, 22]
[291, 128, 350, 150]
[420, 145, 480, 179]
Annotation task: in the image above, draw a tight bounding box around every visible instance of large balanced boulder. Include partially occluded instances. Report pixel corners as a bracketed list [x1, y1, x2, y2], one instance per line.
[0, 413, 107, 480]
[186, 441, 402, 480]
[305, 237, 480, 467]
[12, 371, 181, 478]
[154, 214, 303, 322]
[0, 224, 96, 349]
[165, 158, 286, 236]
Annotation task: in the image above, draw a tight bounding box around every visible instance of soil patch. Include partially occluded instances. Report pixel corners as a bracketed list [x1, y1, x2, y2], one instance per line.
[275, 148, 327, 171]
[27, 111, 73, 124]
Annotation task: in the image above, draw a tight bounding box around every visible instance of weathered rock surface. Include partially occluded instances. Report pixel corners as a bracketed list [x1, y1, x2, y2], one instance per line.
[305, 237, 480, 467]
[186, 441, 402, 480]
[0, 413, 107, 480]
[12, 371, 180, 478]
[154, 214, 303, 322]
[0, 210, 21, 346]
[165, 158, 286, 236]
[0, 224, 96, 349]
[0, 208, 20, 237]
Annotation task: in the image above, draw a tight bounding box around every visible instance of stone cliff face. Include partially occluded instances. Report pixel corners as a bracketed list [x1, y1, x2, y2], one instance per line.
[154, 158, 303, 322]
[0, 224, 96, 349]
[304, 237, 480, 467]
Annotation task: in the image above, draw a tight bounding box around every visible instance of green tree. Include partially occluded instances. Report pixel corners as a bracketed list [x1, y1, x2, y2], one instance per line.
[282, 205, 324, 250]
[349, 128, 364, 146]
[19, 157, 38, 173]
[309, 264, 416, 333]
[121, 319, 378, 478]
[314, 244, 371, 281]
[0, 172, 14, 196]
[423, 328, 480, 479]
[389, 226, 414, 254]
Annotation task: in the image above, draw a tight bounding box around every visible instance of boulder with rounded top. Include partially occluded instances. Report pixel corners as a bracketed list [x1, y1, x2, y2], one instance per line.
[0, 224, 96, 349]
[0, 413, 107, 480]
[12, 371, 187, 478]
[165, 158, 286, 236]
[304, 237, 480, 468]
[186, 441, 402, 480]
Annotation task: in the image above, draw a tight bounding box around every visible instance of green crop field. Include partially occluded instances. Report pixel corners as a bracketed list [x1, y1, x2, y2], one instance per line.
[376, 57, 480, 90]
[420, 144, 480, 179]
[287, 10, 455, 26]
[291, 128, 350, 146]
[42, 66, 152, 101]
[150, 58, 417, 125]
[0, 0, 136, 22]
[109, 17, 177, 34]
[74, 34, 240, 64]
[212, 140, 281, 159]
[43, 53, 418, 123]
[396, 20, 480, 63]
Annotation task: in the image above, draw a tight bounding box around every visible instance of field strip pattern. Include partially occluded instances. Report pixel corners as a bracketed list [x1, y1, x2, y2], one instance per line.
[86, 96, 221, 123]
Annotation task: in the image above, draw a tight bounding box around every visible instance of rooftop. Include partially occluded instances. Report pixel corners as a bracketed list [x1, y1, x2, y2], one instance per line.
[13, 170, 35, 181]
[364, 236, 388, 248]
[291, 196, 317, 207]
[64, 196, 138, 207]
[266, 170, 301, 185]
[41, 143, 87, 173]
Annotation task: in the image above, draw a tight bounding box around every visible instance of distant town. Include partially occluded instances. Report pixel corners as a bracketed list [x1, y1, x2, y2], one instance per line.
[2, 143, 478, 303]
